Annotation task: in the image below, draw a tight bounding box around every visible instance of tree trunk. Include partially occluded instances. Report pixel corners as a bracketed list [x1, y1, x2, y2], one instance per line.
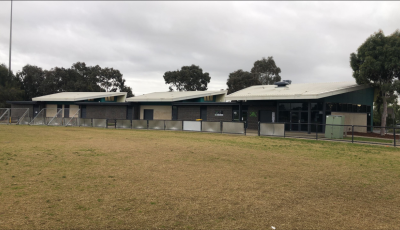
[380, 96, 388, 136]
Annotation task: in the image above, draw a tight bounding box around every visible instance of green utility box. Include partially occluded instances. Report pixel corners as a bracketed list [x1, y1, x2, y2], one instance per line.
[325, 115, 345, 139]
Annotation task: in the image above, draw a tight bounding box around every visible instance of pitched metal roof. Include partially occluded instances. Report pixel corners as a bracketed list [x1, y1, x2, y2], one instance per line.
[225, 82, 370, 100]
[126, 90, 227, 102]
[32, 92, 127, 102]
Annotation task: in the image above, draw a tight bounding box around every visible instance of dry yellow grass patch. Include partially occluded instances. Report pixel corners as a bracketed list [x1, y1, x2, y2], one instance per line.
[0, 125, 400, 229]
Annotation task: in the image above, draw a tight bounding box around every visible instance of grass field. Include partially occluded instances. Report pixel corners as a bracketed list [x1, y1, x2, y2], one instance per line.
[1, 125, 400, 229]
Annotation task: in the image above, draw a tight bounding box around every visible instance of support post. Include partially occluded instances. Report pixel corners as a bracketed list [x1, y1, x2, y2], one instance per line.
[284, 122, 286, 138]
[352, 125, 354, 143]
[258, 121, 260, 136]
[394, 127, 396, 147]
[244, 122, 246, 136]
[316, 123, 318, 140]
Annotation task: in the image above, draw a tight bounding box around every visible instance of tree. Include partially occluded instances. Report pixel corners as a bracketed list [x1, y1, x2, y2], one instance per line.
[0, 64, 24, 107]
[350, 30, 400, 135]
[251, 57, 282, 85]
[163, 65, 211, 91]
[226, 69, 260, 94]
[17, 62, 134, 100]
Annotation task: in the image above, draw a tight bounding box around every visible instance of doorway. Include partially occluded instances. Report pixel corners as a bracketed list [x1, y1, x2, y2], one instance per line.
[290, 111, 308, 131]
[144, 109, 154, 120]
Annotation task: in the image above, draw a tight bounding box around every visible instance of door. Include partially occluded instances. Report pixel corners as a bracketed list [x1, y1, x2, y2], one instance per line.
[127, 106, 133, 120]
[200, 106, 207, 121]
[172, 106, 178, 120]
[291, 112, 299, 131]
[64, 105, 70, 118]
[33, 105, 40, 118]
[144, 109, 154, 120]
[81, 106, 86, 118]
[57, 105, 62, 118]
[259, 110, 272, 123]
[300, 112, 308, 131]
[242, 110, 248, 128]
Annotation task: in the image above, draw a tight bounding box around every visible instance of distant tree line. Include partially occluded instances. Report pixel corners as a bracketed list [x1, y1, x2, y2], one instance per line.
[162, 57, 282, 94]
[0, 62, 134, 107]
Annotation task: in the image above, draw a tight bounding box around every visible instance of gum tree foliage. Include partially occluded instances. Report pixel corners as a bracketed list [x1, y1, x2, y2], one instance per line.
[251, 56, 282, 85]
[17, 62, 134, 100]
[350, 30, 400, 135]
[0, 64, 24, 107]
[226, 69, 260, 94]
[163, 65, 211, 91]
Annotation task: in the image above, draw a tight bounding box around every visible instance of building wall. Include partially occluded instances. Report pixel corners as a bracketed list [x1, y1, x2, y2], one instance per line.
[178, 106, 200, 120]
[10, 104, 33, 118]
[46, 104, 58, 117]
[206, 105, 232, 122]
[86, 105, 127, 119]
[140, 105, 172, 120]
[69, 105, 80, 117]
[331, 112, 368, 133]
[247, 105, 278, 130]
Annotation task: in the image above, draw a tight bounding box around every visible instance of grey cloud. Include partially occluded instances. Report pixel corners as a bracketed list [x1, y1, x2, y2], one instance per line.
[0, 1, 399, 95]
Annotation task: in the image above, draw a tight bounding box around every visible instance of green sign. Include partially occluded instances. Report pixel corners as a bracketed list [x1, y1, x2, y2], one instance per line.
[249, 111, 257, 117]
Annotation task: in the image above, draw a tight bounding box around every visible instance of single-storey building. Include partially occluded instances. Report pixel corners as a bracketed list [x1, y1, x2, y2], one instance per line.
[8, 92, 132, 120]
[225, 81, 374, 132]
[126, 90, 232, 121]
[6, 81, 375, 133]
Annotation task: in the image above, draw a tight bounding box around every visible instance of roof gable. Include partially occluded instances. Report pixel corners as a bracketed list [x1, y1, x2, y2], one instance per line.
[126, 90, 227, 102]
[225, 82, 371, 100]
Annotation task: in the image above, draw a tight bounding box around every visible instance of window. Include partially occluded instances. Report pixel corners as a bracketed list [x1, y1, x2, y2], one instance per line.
[215, 110, 223, 116]
[88, 99, 94, 101]
[105, 96, 114, 102]
[204, 96, 213, 101]
[311, 103, 323, 111]
[232, 110, 239, 121]
[279, 103, 290, 110]
[278, 111, 290, 122]
[291, 103, 308, 111]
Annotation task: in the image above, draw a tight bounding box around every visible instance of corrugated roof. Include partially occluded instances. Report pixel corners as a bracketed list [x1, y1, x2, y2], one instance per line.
[126, 90, 227, 102]
[225, 82, 370, 100]
[32, 92, 127, 102]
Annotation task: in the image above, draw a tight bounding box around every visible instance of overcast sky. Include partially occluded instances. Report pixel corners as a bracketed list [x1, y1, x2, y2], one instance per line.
[0, 1, 399, 95]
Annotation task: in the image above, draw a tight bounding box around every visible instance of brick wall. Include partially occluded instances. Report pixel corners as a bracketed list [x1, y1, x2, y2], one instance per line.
[177, 106, 200, 120]
[247, 105, 277, 130]
[86, 105, 127, 119]
[206, 105, 232, 122]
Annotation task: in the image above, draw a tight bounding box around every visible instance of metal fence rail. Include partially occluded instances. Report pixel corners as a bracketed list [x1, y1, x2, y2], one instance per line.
[183, 121, 201, 132]
[93, 119, 107, 128]
[149, 120, 164, 130]
[165, 120, 182, 130]
[202, 121, 221, 133]
[259, 122, 398, 147]
[79, 118, 92, 127]
[222, 122, 246, 135]
[116, 119, 131, 129]
[132, 120, 147, 129]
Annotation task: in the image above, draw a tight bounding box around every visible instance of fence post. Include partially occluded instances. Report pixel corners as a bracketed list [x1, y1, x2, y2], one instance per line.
[182, 120, 184, 131]
[352, 125, 354, 143]
[258, 122, 260, 136]
[201, 120, 203, 132]
[394, 127, 396, 147]
[244, 122, 247, 136]
[115, 119, 117, 129]
[284, 122, 286, 138]
[164, 120, 166, 130]
[316, 123, 318, 140]
[147, 120, 149, 129]
[220, 121, 222, 133]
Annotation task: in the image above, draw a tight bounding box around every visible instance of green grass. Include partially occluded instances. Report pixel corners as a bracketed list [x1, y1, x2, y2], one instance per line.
[0, 125, 400, 229]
